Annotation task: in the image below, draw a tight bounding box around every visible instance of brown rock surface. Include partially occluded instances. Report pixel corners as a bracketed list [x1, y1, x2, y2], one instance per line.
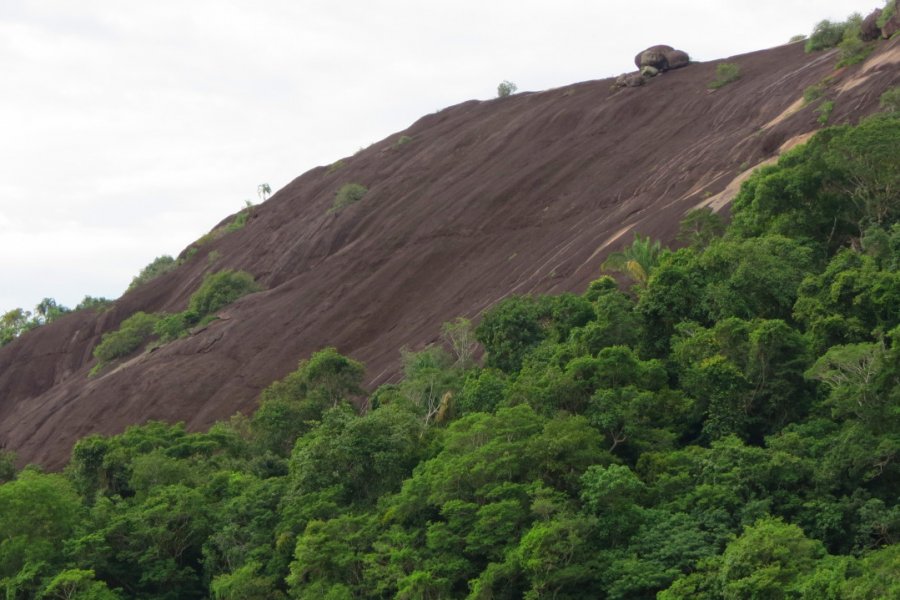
[2, 38, 899, 469]
[884, 6, 900, 38]
[665, 49, 691, 69]
[634, 44, 674, 69]
[862, 9, 883, 41]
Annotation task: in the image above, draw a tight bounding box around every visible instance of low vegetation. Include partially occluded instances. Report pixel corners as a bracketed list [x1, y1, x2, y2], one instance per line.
[497, 80, 518, 97]
[816, 99, 835, 124]
[128, 255, 177, 291]
[805, 18, 849, 52]
[0, 296, 111, 348]
[1, 112, 898, 599]
[329, 183, 368, 213]
[90, 311, 160, 371]
[91, 270, 261, 373]
[708, 62, 741, 89]
[881, 86, 900, 112]
[803, 83, 825, 104]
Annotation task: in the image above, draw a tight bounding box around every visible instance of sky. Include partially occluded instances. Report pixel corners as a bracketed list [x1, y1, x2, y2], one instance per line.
[0, 0, 883, 312]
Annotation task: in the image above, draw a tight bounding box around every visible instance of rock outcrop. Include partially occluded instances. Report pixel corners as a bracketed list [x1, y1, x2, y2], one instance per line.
[883, 6, 900, 39]
[633, 45, 691, 72]
[862, 9, 883, 41]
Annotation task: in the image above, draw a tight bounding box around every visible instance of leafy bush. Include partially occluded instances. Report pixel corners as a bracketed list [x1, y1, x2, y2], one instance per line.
[881, 86, 900, 113]
[154, 312, 194, 342]
[128, 255, 177, 291]
[396, 135, 413, 147]
[803, 84, 825, 104]
[878, 1, 896, 29]
[837, 14, 873, 67]
[816, 100, 835, 124]
[92, 311, 160, 365]
[187, 270, 260, 318]
[497, 80, 518, 97]
[789, 34, 807, 43]
[226, 209, 249, 233]
[805, 19, 848, 52]
[75, 296, 112, 312]
[708, 63, 741, 89]
[330, 183, 367, 213]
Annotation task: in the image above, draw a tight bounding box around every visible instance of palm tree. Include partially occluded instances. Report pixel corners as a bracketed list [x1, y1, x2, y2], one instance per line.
[257, 183, 271, 202]
[601, 233, 664, 286]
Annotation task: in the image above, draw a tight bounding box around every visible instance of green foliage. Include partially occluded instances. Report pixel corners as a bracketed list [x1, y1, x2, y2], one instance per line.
[91, 311, 160, 366]
[877, 1, 897, 29]
[0, 471, 83, 596]
[0, 451, 15, 484]
[329, 183, 367, 213]
[816, 99, 835, 124]
[880, 86, 900, 113]
[0, 308, 35, 346]
[601, 232, 664, 285]
[836, 15, 873, 67]
[441, 316, 477, 367]
[677, 207, 725, 248]
[129, 255, 177, 291]
[3, 113, 900, 600]
[188, 269, 260, 318]
[39, 569, 121, 599]
[730, 116, 900, 251]
[708, 62, 741, 89]
[76, 296, 113, 312]
[395, 135, 413, 147]
[806, 19, 848, 51]
[225, 208, 250, 233]
[476, 296, 546, 373]
[497, 80, 517, 97]
[803, 83, 825, 104]
[251, 348, 365, 455]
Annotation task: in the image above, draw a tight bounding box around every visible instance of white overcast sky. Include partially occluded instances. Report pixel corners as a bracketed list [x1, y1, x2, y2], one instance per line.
[0, 0, 882, 312]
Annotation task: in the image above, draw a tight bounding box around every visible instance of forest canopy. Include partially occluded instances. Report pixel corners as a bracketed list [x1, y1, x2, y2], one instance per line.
[1, 116, 898, 599]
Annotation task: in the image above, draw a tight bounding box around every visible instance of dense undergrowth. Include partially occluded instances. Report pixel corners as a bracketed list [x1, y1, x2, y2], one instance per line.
[1, 114, 899, 599]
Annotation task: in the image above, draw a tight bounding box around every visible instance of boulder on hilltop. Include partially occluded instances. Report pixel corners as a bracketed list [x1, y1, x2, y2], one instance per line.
[633, 44, 691, 71]
[634, 45, 673, 70]
[665, 49, 690, 69]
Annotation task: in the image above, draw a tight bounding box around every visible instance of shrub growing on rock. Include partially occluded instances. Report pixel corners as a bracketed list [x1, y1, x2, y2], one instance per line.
[128, 255, 177, 291]
[92, 312, 160, 365]
[497, 80, 518, 97]
[187, 270, 260, 318]
[881, 86, 900, 112]
[708, 63, 741, 89]
[330, 183, 368, 213]
[806, 19, 848, 51]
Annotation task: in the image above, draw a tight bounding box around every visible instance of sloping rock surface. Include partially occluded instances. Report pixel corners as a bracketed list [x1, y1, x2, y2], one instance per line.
[2, 38, 900, 468]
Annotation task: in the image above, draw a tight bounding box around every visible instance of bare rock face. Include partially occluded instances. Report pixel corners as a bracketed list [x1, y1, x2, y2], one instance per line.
[634, 45, 690, 72]
[634, 45, 674, 70]
[665, 49, 690, 69]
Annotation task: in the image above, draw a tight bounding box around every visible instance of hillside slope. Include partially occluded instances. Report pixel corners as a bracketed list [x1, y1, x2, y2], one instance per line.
[2, 37, 899, 468]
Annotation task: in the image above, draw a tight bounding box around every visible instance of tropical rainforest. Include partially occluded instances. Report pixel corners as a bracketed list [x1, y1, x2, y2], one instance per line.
[1, 113, 898, 598]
